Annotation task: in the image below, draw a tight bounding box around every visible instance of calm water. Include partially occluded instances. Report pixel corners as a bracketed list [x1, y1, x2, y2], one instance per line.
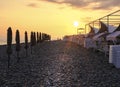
[0, 40, 25, 45]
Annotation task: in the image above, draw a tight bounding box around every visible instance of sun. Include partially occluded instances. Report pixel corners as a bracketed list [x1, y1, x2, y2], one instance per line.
[73, 21, 79, 27]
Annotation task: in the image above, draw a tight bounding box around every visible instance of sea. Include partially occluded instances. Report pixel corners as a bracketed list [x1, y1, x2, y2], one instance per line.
[0, 40, 25, 45]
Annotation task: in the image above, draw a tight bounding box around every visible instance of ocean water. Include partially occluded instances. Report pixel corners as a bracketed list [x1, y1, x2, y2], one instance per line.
[0, 38, 7, 45]
[0, 40, 25, 45]
[0, 41, 7, 45]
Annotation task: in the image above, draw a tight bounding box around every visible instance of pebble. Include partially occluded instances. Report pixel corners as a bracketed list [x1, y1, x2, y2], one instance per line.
[0, 41, 120, 87]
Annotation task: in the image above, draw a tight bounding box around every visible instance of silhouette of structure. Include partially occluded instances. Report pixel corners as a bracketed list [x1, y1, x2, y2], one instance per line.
[7, 27, 12, 68]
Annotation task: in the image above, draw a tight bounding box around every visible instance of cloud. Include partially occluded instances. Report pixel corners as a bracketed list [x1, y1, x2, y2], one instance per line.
[91, 0, 120, 10]
[27, 3, 38, 8]
[40, 0, 120, 10]
[81, 17, 93, 23]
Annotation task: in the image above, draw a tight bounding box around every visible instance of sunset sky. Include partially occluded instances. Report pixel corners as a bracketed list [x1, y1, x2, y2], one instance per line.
[0, 0, 120, 43]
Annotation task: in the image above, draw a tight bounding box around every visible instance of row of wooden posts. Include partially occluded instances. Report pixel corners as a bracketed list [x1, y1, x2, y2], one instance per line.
[6, 27, 51, 68]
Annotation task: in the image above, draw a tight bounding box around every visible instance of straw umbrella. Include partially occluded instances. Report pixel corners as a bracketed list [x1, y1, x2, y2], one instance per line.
[33, 32, 37, 52]
[30, 32, 34, 54]
[42, 33, 45, 42]
[15, 30, 20, 62]
[49, 35, 51, 41]
[39, 32, 42, 42]
[6, 27, 12, 68]
[33, 32, 36, 45]
[37, 32, 39, 43]
[24, 31, 28, 56]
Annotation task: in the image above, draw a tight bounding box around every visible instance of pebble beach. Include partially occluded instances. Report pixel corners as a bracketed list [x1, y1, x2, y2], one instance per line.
[0, 40, 120, 87]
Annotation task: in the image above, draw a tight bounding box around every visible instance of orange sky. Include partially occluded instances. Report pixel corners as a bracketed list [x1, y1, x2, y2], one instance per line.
[0, 0, 119, 43]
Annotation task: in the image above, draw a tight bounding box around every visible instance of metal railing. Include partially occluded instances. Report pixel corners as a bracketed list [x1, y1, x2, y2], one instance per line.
[85, 10, 120, 34]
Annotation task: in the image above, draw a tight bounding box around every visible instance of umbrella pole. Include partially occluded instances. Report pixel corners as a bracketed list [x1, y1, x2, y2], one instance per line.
[17, 51, 20, 63]
[31, 46, 32, 54]
[8, 55, 10, 68]
[26, 49, 28, 57]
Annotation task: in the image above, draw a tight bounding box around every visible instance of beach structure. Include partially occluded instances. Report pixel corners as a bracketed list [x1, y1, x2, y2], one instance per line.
[84, 26, 96, 49]
[33, 32, 37, 45]
[84, 10, 120, 68]
[63, 10, 120, 53]
[63, 35, 73, 42]
[85, 10, 120, 50]
[15, 30, 21, 62]
[86, 25, 95, 37]
[93, 22, 108, 41]
[109, 45, 120, 68]
[63, 34, 85, 46]
[30, 32, 34, 54]
[106, 24, 120, 44]
[37, 32, 39, 43]
[42, 33, 51, 41]
[24, 31, 29, 56]
[92, 22, 109, 53]
[39, 32, 42, 42]
[6, 27, 12, 68]
[84, 22, 110, 50]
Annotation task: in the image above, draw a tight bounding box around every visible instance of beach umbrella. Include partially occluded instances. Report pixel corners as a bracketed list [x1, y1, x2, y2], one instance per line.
[24, 31, 29, 56]
[15, 30, 20, 62]
[33, 32, 36, 45]
[44, 34, 51, 41]
[45, 34, 50, 40]
[42, 33, 45, 41]
[48, 35, 51, 41]
[31, 32, 37, 53]
[41, 33, 43, 41]
[37, 32, 39, 43]
[113, 24, 120, 32]
[86, 25, 95, 38]
[49, 35, 51, 40]
[30, 32, 34, 46]
[30, 32, 34, 54]
[39, 32, 42, 42]
[6, 27, 12, 68]
[89, 26, 95, 34]
[97, 21, 108, 34]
